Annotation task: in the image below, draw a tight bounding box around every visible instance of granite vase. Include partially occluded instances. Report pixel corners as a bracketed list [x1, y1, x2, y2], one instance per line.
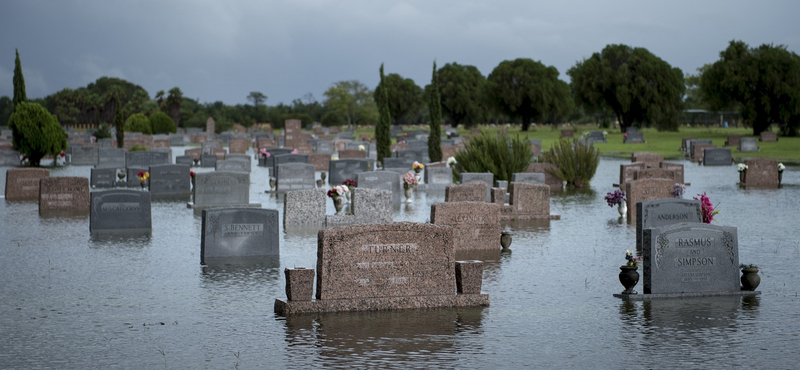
[500, 232, 512, 251]
[741, 267, 760, 291]
[333, 196, 345, 215]
[618, 265, 639, 294]
[618, 201, 627, 217]
[404, 187, 413, 203]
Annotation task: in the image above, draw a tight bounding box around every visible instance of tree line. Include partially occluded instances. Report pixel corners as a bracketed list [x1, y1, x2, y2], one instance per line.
[4, 40, 799, 139]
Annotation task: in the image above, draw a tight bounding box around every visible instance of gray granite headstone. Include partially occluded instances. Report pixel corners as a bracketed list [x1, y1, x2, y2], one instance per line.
[200, 154, 217, 168]
[90, 189, 152, 232]
[357, 171, 402, 203]
[329, 159, 370, 185]
[201, 141, 221, 154]
[703, 148, 733, 166]
[201, 208, 279, 264]
[276, 163, 316, 192]
[642, 223, 740, 294]
[687, 139, 713, 158]
[624, 132, 645, 144]
[71, 146, 99, 166]
[325, 188, 393, 227]
[90, 167, 117, 188]
[381, 157, 413, 175]
[283, 189, 326, 227]
[587, 131, 607, 143]
[169, 134, 185, 147]
[636, 198, 703, 251]
[126, 151, 169, 168]
[425, 167, 453, 189]
[272, 154, 309, 175]
[96, 148, 126, 168]
[262, 148, 293, 168]
[216, 159, 251, 173]
[314, 140, 334, 154]
[176, 155, 193, 166]
[193, 171, 250, 207]
[98, 138, 112, 147]
[739, 137, 759, 152]
[460, 172, 494, 202]
[0, 150, 20, 167]
[511, 172, 545, 185]
[149, 164, 191, 196]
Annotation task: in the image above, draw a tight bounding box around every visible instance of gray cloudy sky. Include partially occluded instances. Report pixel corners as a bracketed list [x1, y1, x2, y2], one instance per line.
[1, 0, 798, 106]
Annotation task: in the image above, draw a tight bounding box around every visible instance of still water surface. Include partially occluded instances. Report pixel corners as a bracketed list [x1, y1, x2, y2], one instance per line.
[1, 152, 799, 369]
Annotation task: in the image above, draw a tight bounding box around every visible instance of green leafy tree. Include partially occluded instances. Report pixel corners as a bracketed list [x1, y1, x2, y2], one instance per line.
[374, 73, 423, 124]
[247, 91, 267, 107]
[92, 123, 112, 139]
[375, 64, 392, 166]
[428, 61, 443, 163]
[125, 113, 152, 134]
[324, 80, 378, 126]
[8, 102, 67, 166]
[487, 58, 573, 131]
[568, 44, 685, 132]
[436, 62, 486, 127]
[166, 87, 183, 127]
[155, 90, 165, 111]
[115, 97, 124, 149]
[0, 96, 12, 126]
[149, 111, 176, 134]
[13, 49, 27, 111]
[700, 40, 800, 136]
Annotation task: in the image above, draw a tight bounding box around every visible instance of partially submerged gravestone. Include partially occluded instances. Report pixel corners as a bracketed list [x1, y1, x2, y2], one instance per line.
[357, 171, 402, 203]
[283, 189, 326, 228]
[431, 201, 501, 251]
[191, 171, 258, 210]
[200, 154, 217, 168]
[659, 162, 686, 185]
[96, 148, 126, 168]
[276, 163, 316, 192]
[328, 159, 370, 185]
[70, 146, 99, 166]
[638, 223, 756, 298]
[511, 172, 545, 185]
[460, 173, 493, 202]
[39, 177, 90, 214]
[631, 152, 663, 169]
[90, 167, 117, 188]
[126, 151, 170, 168]
[216, 159, 251, 173]
[326, 188, 393, 227]
[633, 168, 678, 183]
[0, 150, 20, 167]
[500, 182, 559, 221]
[526, 163, 563, 191]
[148, 164, 191, 197]
[274, 222, 489, 315]
[741, 158, 780, 188]
[201, 208, 279, 264]
[421, 167, 453, 191]
[5, 168, 49, 200]
[636, 198, 702, 251]
[619, 162, 646, 188]
[89, 189, 152, 233]
[445, 181, 487, 202]
[625, 178, 674, 225]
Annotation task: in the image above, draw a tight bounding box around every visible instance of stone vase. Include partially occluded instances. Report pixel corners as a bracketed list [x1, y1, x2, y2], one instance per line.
[739, 171, 746, 184]
[618, 265, 639, 294]
[741, 267, 761, 291]
[320, 172, 327, 183]
[284, 267, 314, 301]
[404, 187, 413, 203]
[333, 196, 345, 215]
[140, 181, 146, 190]
[618, 201, 627, 217]
[269, 178, 276, 192]
[500, 232, 512, 251]
[345, 189, 352, 203]
[316, 179, 323, 188]
[778, 172, 783, 186]
[561, 180, 568, 190]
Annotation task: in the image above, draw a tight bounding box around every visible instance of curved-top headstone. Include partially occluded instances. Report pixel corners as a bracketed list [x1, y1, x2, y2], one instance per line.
[90, 189, 152, 232]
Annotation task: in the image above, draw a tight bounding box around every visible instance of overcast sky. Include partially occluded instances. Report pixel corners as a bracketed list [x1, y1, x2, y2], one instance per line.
[1, 0, 798, 107]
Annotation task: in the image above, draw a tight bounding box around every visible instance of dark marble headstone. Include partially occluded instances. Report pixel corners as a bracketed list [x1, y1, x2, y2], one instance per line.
[90, 167, 117, 188]
[96, 148, 126, 168]
[642, 223, 740, 294]
[216, 159, 251, 173]
[176, 155, 193, 166]
[201, 208, 279, 264]
[636, 198, 702, 251]
[624, 132, 645, 143]
[193, 171, 250, 207]
[200, 154, 217, 168]
[357, 171, 402, 202]
[126, 151, 169, 168]
[90, 189, 152, 232]
[149, 164, 191, 196]
[272, 154, 309, 175]
[276, 163, 316, 192]
[329, 159, 370, 185]
[70, 146, 99, 166]
[703, 148, 733, 166]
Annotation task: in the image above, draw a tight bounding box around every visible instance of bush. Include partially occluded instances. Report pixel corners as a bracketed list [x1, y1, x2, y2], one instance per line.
[130, 144, 148, 152]
[541, 139, 599, 187]
[8, 101, 67, 166]
[149, 111, 176, 134]
[453, 130, 533, 182]
[93, 123, 112, 139]
[125, 113, 152, 134]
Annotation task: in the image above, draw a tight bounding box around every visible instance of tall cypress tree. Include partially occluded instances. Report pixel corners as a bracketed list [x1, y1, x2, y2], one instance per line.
[114, 96, 125, 149]
[12, 49, 27, 111]
[376, 64, 392, 167]
[428, 61, 443, 163]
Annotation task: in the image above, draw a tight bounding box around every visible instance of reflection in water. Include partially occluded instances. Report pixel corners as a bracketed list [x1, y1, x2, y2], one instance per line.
[89, 230, 153, 246]
[282, 308, 485, 367]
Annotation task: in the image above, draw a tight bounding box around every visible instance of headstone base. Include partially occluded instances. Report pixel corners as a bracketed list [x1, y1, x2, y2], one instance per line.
[613, 290, 760, 300]
[274, 294, 489, 316]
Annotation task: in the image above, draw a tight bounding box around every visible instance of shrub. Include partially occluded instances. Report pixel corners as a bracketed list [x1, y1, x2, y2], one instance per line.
[125, 113, 152, 134]
[149, 111, 176, 134]
[130, 144, 148, 152]
[8, 101, 67, 166]
[93, 123, 112, 139]
[453, 130, 533, 182]
[541, 139, 599, 187]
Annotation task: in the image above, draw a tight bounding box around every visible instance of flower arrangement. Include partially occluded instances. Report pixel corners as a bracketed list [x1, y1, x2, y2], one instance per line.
[291, 148, 298, 154]
[673, 183, 686, 198]
[737, 163, 748, 173]
[412, 161, 424, 172]
[778, 163, 785, 173]
[358, 145, 365, 151]
[90, 136, 96, 142]
[60, 152, 66, 158]
[403, 172, 419, 190]
[259, 148, 270, 158]
[446, 156, 457, 167]
[190, 170, 196, 178]
[604, 189, 626, 207]
[693, 192, 719, 223]
[625, 250, 642, 268]
[137, 171, 150, 183]
[602, 131, 608, 138]
[327, 185, 349, 199]
[342, 178, 357, 191]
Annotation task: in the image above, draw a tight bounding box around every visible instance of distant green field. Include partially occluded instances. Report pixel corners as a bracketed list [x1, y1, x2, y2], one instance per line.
[357, 125, 799, 164]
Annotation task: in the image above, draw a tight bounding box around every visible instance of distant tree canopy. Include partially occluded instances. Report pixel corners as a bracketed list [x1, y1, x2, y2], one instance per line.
[568, 44, 685, 132]
[374, 73, 423, 125]
[125, 113, 152, 134]
[487, 58, 573, 131]
[324, 80, 378, 126]
[9, 102, 67, 166]
[700, 40, 800, 136]
[44, 77, 149, 126]
[149, 111, 176, 134]
[435, 62, 486, 128]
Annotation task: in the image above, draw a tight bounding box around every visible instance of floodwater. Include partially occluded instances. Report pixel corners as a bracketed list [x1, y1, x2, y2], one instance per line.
[1, 151, 799, 369]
